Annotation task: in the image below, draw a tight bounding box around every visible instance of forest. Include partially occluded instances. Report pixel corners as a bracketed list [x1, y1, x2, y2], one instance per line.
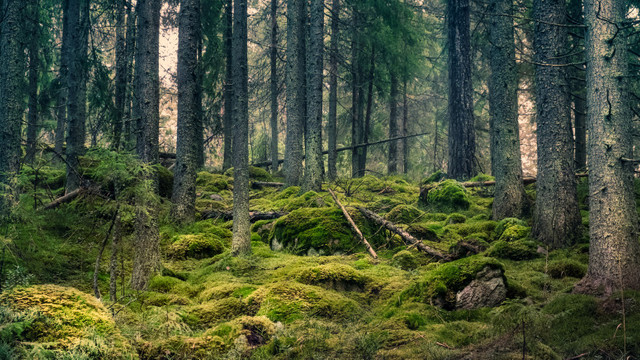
[0, 0, 640, 358]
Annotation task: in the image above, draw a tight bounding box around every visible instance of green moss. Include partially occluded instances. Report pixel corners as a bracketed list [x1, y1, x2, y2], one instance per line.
[406, 223, 440, 242]
[469, 174, 494, 182]
[274, 190, 332, 212]
[143, 292, 190, 306]
[186, 297, 248, 328]
[196, 172, 230, 193]
[369, 197, 405, 213]
[447, 213, 467, 224]
[391, 250, 419, 271]
[167, 234, 225, 259]
[200, 283, 257, 302]
[498, 224, 530, 242]
[296, 264, 369, 291]
[487, 239, 538, 260]
[148, 276, 183, 293]
[156, 165, 174, 198]
[273, 186, 300, 200]
[420, 179, 470, 212]
[444, 220, 497, 238]
[495, 217, 527, 238]
[547, 259, 587, 279]
[404, 313, 427, 330]
[422, 170, 447, 184]
[224, 166, 274, 182]
[385, 204, 425, 224]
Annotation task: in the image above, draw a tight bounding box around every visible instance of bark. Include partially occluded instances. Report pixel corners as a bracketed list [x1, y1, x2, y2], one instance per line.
[576, 0, 640, 292]
[270, 0, 279, 173]
[231, 0, 251, 256]
[0, 0, 27, 219]
[94, 209, 118, 300]
[25, 0, 40, 164]
[328, 189, 377, 258]
[284, 0, 306, 186]
[43, 187, 87, 209]
[327, 0, 340, 181]
[488, 0, 527, 219]
[132, 0, 162, 290]
[113, 0, 127, 150]
[54, 0, 71, 163]
[360, 48, 375, 174]
[350, 8, 365, 178]
[171, 0, 201, 224]
[304, 0, 324, 191]
[447, 0, 475, 180]
[532, 0, 581, 248]
[388, 72, 399, 174]
[222, 0, 233, 171]
[109, 212, 121, 302]
[123, 5, 136, 149]
[402, 80, 409, 174]
[65, 0, 89, 193]
[568, 0, 586, 170]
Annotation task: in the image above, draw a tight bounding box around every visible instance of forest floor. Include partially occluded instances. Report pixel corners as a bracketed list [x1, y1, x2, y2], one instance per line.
[0, 161, 639, 359]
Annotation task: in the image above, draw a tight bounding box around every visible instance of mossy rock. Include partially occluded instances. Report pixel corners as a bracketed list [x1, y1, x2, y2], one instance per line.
[167, 234, 226, 259]
[196, 172, 230, 193]
[486, 239, 538, 260]
[446, 213, 467, 224]
[274, 190, 331, 212]
[224, 166, 274, 182]
[547, 259, 587, 279]
[406, 223, 440, 242]
[200, 283, 257, 302]
[157, 165, 174, 198]
[186, 297, 249, 328]
[422, 170, 447, 184]
[448, 237, 489, 259]
[391, 250, 419, 271]
[385, 205, 425, 224]
[369, 197, 405, 213]
[498, 224, 530, 242]
[469, 173, 494, 182]
[420, 179, 470, 212]
[296, 264, 369, 292]
[0, 285, 137, 358]
[495, 217, 528, 238]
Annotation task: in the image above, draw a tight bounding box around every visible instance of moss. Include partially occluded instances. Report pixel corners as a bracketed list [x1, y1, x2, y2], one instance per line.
[422, 170, 447, 184]
[196, 171, 230, 193]
[391, 250, 419, 271]
[406, 223, 440, 242]
[385, 205, 425, 224]
[498, 224, 530, 242]
[495, 217, 528, 238]
[167, 234, 225, 259]
[547, 259, 587, 279]
[444, 220, 497, 238]
[446, 213, 467, 224]
[0, 285, 137, 358]
[274, 190, 332, 212]
[369, 197, 405, 213]
[148, 276, 183, 293]
[137, 334, 228, 359]
[469, 173, 494, 182]
[404, 313, 427, 330]
[487, 239, 538, 260]
[421, 179, 470, 212]
[224, 166, 274, 182]
[296, 264, 369, 291]
[186, 297, 248, 328]
[20, 165, 66, 190]
[143, 292, 190, 306]
[273, 186, 300, 200]
[156, 165, 174, 198]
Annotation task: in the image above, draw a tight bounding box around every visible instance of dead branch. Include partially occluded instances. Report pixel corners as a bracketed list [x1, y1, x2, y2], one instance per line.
[328, 189, 377, 259]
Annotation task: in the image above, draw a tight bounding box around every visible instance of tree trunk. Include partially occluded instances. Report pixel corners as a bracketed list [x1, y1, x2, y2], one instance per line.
[123, 5, 136, 150]
[532, 0, 581, 248]
[568, 0, 586, 170]
[222, 0, 233, 171]
[388, 72, 399, 174]
[360, 48, 375, 174]
[488, 0, 527, 220]
[402, 79, 409, 174]
[25, 0, 40, 164]
[577, 0, 640, 292]
[0, 0, 27, 219]
[171, 0, 201, 224]
[65, 0, 89, 193]
[231, 0, 251, 256]
[350, 7, 364, 178]
[54, 0, 71, 164]
[447, 0, 475, 180]
[113, 0, 127, 150]
[132, 0, 162, 290]
[270, 0, 279, 173]
[284, 0, 306, 186]
[303, 0, 324, 191]
[327, 0, 340, 181]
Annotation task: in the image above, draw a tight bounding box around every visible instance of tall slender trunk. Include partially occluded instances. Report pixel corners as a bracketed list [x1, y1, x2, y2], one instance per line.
[350, 7, 363, 177]
[388, 72, 399, 174]
[270, 0, 279, 173]
[327, 0, 340, 181]
[171, 0, 201, 224]
[113, 0, 127, 150]
[402, 79, 408, 174]
[54, 0, 71, 162]
[488, 0, 527, 219]
[123, 5, 136, 150]
[222, 0, 233, 171]
[360, 47, 374, 173]
[532, 0, 581, 248]
[446, 0, 475, 180]
[25, 0, 40, 163]
[577, 0, 640, 293]
[568, 0, 586, 170]
[231, 0, 251, 256]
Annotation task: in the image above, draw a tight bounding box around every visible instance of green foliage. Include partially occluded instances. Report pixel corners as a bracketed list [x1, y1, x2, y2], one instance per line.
[446, 213, 467, 224]
[421, 180, 470, 212]
[167, 234, 226, 259]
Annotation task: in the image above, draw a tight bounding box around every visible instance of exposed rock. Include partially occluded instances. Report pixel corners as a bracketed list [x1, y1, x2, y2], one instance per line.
[455, 266, 506, 309]
[209, 194, 224, 201]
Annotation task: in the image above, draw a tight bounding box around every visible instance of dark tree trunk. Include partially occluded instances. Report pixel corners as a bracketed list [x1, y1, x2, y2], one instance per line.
[488, 0, 527, 219]
[123, 5, 136, 150]
[447, 0, 475, 180]
[327, 0, 340, 181]
[284, 0, 306, 186]
[54, 0, 71, 163]
[270, 0, 279, 173]
[402, 79, 409, 174]
[113, 0, 127, 150]
[25, 0, 40, 163]
[222, 0, 233, 171]
[231, 0, 251, 256]
[576, 0, 640, 293]
[532, 0, 581, 248]
[304, 0, 324, 191]
[568, 0, 586, 170]
[65, 0, 89, 193]
[388, 72, 399, 174]
[0, 0, 27, 219]
[359, 48, 374, 174]
[171, 0, 201, 224]
[350, 7, 364, 178]
[132, 0, 162, 290]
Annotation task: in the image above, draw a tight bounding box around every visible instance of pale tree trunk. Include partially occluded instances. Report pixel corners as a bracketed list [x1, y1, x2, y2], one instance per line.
[327, 0, 340, 181]
[488, 0, 527, 219]
[222, 0, 233, 171]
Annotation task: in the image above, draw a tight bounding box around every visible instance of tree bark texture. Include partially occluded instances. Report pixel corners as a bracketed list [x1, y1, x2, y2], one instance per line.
[25, 0, 40, 163]
[359, 48, 375, 174]
[568, 0, 586, 170]
[351, 8, 365, 178]
[402, 80, 409, 174]
[447, 0, 475, 180]
[171, 0, 201, 224]
[54, 0, 71, 163]
[231, 0, 251, 256]
[488, 0, 527, 220]
[222, 0, 233, 171]
[123, 5, 137, 149]
[532, 0, 581, 248]
[388, 72, 399, 174]
[579, 0, 640, 292]
[270, 0, 279, 173]
[113, 0, 127, 150]
[327, 0, 340, 181]
[284, 0, 306, 186]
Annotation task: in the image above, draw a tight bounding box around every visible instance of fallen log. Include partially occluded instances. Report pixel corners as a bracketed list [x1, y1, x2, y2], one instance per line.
[43, 188, 86, 210]
[201, 210, 286, 222]
[328, 189, 377, 259]
[357, 207, 449, 261]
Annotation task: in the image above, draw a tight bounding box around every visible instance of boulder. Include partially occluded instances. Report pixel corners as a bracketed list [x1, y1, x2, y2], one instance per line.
[455, 266, 506, 309]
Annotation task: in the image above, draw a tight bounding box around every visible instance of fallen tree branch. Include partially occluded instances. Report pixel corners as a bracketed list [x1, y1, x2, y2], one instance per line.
[328, 189, 377, 259]
[43, 188, 86, 210]
[357, 207, 449, 261]
[201, 210, 286, 222]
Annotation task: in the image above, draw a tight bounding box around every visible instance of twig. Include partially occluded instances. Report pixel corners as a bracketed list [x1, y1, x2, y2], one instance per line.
[328, 188, 377, 259]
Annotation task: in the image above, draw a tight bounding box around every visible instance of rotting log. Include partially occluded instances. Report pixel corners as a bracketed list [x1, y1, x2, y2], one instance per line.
[201, 210, 286, 222]
[43, 188, 87, 210]
[357, 207, 449, 261]
[328, 189, 377, 259]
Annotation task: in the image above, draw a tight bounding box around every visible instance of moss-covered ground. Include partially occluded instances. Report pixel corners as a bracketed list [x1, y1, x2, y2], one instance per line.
[1, 167, 638, 359]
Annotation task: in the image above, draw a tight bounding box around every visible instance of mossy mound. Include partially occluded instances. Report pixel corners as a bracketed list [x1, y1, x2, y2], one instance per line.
[498, 224, 530, 242]
[385, 204, 425, 224]
[156, 165, 174, 198]
[196, 171, 230, 193]
[547, 259, 587, 279]
[487, 239, 538, 260]
[495, 217, 528, 238]
[296, 264, 369, 291]
[443, 220, 497, 239]
[167, 234, 226, 259]
[446, 213, 467, 224]
[186, 297, 249, 328]
[391, 250, 419, 271]
[422, 170, 447, 184]
[224, 166, 274, 182]
[273, 190, 332, 212]
[420, 179, 470, 212]
[369, 197, 405, 213]
[469, 174, 494, 182]
[0, 285, 137, 359]
[199, 283, 257, 302]
[405, 223, 440, 242]
[20, 165, 66, 191]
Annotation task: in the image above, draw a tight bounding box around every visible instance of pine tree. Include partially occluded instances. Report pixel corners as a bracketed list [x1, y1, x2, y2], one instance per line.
[327, 0, 340, 181]
[222, 0, 233, 171]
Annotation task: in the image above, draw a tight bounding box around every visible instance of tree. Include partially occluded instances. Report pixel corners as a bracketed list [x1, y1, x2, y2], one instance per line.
[531, 0, 581, 248]
[25, 0, 40, 163]
[231, 0, 251, 256]
[0, 0, 27, 219]
[388, 72, 399, 173]
[350, 6, 365, 178]
[304, 0, 324, 191]
[446, 0, 475, 180]
[222, 0, 233, 171]
[112, 0, 127, 150]
[54, 0, 71, 162]
[284, 0, 306, 186]
[171, 0, 201, 224]
[327, 0, 340, 181]
[131, 0, 162, 290]
[270, 0, 279, 173]
[568, 0, 586, 170]
[576, 0, 640, 293]
[65, 0, 89, 193]
[488, 0, 527, 219]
